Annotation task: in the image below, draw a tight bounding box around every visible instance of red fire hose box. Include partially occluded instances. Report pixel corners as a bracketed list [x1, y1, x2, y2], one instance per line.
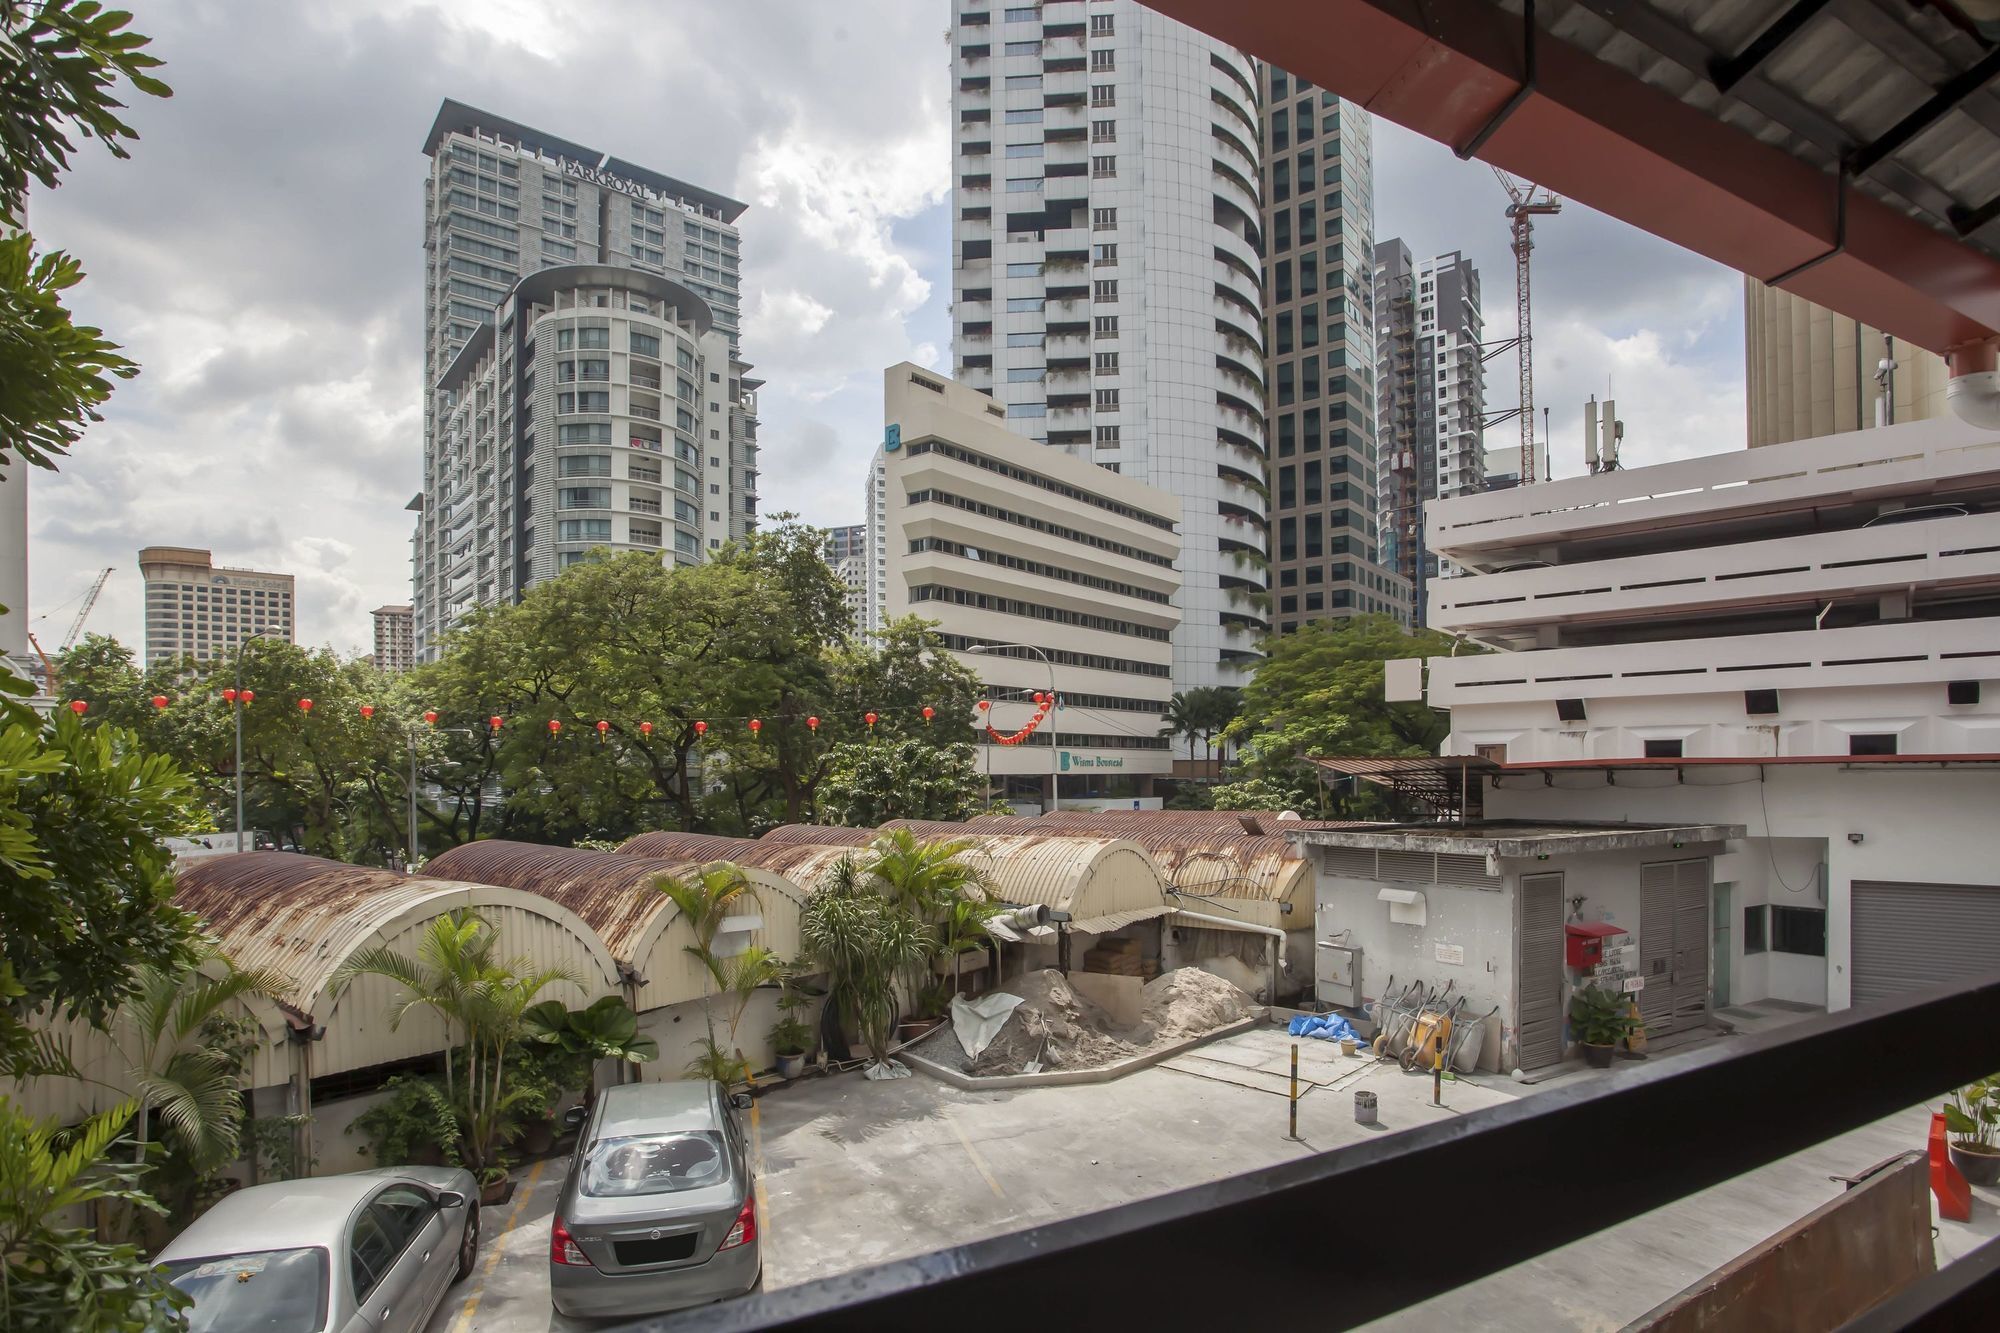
[1565, 920, 1627, 969]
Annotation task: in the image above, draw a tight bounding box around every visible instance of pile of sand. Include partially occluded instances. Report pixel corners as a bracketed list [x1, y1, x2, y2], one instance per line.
[1142, 967, 1256, 1042]
[923, 966, 1257, 1078]
[967, 969, 1139, 1076]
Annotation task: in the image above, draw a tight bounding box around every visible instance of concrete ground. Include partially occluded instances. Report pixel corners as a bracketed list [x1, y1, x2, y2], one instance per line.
[428, 1021, 1999, 1331]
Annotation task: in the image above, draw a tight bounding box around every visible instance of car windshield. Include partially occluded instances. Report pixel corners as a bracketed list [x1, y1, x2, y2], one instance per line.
[160, 1247, 329, 1333]
[582, 1131, 729, 1197]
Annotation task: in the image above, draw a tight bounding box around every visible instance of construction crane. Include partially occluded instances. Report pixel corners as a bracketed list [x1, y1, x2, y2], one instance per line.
[1493, 167, 1562, 485]
[27, 566, 113, 695]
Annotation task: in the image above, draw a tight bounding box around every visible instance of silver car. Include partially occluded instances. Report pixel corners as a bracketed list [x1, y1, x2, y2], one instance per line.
[155, 1165, 478, 1333]
[550, 1081, 761, 1318]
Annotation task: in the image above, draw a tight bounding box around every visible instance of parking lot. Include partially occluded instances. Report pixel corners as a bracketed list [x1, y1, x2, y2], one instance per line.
[426, 1022, 1995, 1331]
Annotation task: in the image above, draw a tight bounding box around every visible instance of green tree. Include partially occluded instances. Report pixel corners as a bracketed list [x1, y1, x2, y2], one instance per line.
[815, 736, 982, 827]
[1214, 615, 1461, 814]
[653, 863, 768, 1081]
[798, 856, 933, 1069]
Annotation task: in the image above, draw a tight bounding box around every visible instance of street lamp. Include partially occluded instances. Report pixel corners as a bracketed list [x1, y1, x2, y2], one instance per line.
[229, 633, 275, 853]
[407, 725, 473, 871]
[964, 641, 1060, 813]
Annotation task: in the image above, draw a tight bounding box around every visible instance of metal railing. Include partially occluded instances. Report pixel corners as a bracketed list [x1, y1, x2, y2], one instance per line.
[632, 973, 2000, 1331]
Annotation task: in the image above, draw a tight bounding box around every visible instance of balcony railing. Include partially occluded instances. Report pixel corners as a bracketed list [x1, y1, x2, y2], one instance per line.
[636, 973, 2000, 1332]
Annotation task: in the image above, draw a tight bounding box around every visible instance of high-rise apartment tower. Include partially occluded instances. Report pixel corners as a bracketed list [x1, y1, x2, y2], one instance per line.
[139, 547, 295, 667]
[1257, 68, 1409, 632]
[412, 102, 761, 660]
[948, 0, 1268, 690]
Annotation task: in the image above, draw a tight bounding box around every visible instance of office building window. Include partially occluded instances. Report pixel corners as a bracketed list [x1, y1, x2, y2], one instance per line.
[1091, 84, 1116, 108]
[1095, 388, 1120, 411]
[1092, 154, 1117, 178]
[1092, 119, 1116, 143]
[1090, 48, 1114, 71]
[1093, 279, 1119, 302]
[1092, 206, 1117, 230]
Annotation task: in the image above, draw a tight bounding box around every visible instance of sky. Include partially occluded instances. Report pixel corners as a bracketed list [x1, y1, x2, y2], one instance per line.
[23, 1, 1745, 657]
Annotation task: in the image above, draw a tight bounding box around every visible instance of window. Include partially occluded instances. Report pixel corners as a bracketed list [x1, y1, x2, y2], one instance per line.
[1093, 279, 1118, 301]
[1095, 425, 1121, 446]
[1095, 388, 1120, 410]
[1090, 12, 1114, 34]
[1090, 48, 1114, 71]
[1092, 206, 1117, 230]
[1005, 177, 1043, 192]
[1006, 261, 1043, 277]
[1004, 40, 1042, 56]
[1006, 332, 1046, 348]
[1092, 119, 1116, 143]
[1091, 84, 1116, 108]
[558, 455, 611, 477]
[1005, 141, 1044, 157]
[1006, 367, 1046, 383]
[1093, 243, 1117, 265]
[1092, 154, 1117, 178]
[1771, 906, 1827, 957]
[1643, 738, 1684, 759]
[577, 327, 610, 350]
[1006, 296, 1045, 311]
[558, 487, 611, 509]
[582, 1133, 730, 1198]
[1095, 351, 1119, 374]
[1004, 74, 1043, 90]
[559, 519, 613, 542]
[630, 331, 660, 357]
[1005, 108, 1044, 124]
[1849, 733, 1898, 756]
[1743, 904, 1767, 955]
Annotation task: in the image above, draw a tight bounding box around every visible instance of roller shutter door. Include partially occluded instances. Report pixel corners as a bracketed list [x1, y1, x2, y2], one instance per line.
[1850, 880, 2000, 1006]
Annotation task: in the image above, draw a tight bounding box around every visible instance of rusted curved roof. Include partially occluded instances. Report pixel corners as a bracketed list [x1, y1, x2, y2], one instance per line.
[618, 830, 863, 888]
[1036, 810, 1378, 834]
[1008, 814, 1312, 905]
[758, 824, 874, 846]
[172, 851, 620, 1007]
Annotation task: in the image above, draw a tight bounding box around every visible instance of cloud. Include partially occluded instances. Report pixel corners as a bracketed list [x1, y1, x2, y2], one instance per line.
[21, 4, 1750, 659]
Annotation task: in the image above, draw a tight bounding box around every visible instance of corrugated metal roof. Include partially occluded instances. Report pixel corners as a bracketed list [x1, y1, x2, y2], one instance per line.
[1019, 813, 1316, 905]
[758, 824, 874, 846]
[175, 853, 513, 1009]
[619, 831, 863, 889]
[1068, 905, 1177, 936]
[1034, 810, 1378, 834]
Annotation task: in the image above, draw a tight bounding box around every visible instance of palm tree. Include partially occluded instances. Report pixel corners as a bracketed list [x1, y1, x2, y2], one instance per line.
[1158, 691, 1200, 763]
[937, 895, 1004, 996]
[654, 862, 764, 1057]
[332, 910, 578, 1170]
[864, 828, 986, 918]
[107, 948, 280, 1179]
[1190, 686, 1244, 770]
[799, 856, 933, 1066]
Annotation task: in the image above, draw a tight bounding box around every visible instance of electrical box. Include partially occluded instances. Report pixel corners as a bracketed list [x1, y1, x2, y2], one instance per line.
[1316, 941, 1362, 1010]
[1565, 921, 1627, 969]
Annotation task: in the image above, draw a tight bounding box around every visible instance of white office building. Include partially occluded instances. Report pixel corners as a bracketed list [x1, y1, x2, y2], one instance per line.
[883, 364, 1180, 807]
[412, 102, 760, 660]
[139, 547, 296, 667]
[949, 0, 1267, 690]
[1377, 418, 2000, 1033]
[863, 449, 889, 636]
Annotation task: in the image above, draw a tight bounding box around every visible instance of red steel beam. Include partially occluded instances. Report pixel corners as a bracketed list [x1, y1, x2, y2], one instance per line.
[1148, 0, 2000, 352]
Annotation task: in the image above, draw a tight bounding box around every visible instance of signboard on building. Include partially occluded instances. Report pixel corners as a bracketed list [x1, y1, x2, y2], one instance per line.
[1434, 942, 1466, 966]
[1059, 751, 1125, 771]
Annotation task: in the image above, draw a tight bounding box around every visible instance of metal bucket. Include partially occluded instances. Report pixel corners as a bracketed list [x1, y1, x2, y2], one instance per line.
[1354, 1090, 1378, 1125]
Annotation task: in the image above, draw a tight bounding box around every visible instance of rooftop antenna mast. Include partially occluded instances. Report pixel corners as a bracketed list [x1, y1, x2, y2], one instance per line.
[1494, 167, 1562, 485]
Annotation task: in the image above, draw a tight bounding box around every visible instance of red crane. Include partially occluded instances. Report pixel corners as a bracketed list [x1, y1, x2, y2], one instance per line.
[1494, 167, 1561, 485]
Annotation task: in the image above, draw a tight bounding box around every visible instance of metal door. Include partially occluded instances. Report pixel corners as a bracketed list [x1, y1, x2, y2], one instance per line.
[1516, 873, 1564, 1069]
[1639, 859, 1711, 1036]
[1851, 880, 2000, 1005]
[1711, 882, 1732, 1010]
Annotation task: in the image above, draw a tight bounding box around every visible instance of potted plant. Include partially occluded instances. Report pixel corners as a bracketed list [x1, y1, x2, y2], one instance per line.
[477, 1164, 513, 1207]
[1567, 985, 1635, 1068]
[770, 1013, 813, 1080]
[1945, 1075, 2000, 1186]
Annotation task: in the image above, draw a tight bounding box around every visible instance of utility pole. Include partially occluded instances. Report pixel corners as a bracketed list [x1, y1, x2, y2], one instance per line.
[1494, 168, 1562, 486]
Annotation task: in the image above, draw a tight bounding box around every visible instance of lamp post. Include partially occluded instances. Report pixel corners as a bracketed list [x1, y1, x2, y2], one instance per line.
[964, 641, 1060, 812]
[229, 633, 274, 853]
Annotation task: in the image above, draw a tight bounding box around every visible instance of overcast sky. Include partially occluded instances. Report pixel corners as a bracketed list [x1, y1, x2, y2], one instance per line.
[24, 1, 1744, 656]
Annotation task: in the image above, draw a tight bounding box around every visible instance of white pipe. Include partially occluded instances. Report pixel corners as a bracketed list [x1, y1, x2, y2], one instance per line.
[1170, 909, 1286, 1004]
[1946, 369, 2000, 429]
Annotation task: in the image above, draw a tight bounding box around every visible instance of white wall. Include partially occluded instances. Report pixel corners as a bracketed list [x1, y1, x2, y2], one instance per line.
[1485, 766, 2000, 1010]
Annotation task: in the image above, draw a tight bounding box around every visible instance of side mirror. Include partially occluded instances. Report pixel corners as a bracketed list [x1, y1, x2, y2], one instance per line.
[562, 1105, 588, 1131]
[729, 1092, 752, 1111]
[435, 1190, 466, 1210]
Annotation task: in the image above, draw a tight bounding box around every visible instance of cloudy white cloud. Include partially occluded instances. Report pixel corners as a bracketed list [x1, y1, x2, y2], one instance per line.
[23, 2, 1746, 657]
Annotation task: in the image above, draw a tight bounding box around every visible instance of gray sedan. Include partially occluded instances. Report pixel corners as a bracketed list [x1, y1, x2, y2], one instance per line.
[550, 1080, 761, 1318]
[155, 1165, 478, 1333]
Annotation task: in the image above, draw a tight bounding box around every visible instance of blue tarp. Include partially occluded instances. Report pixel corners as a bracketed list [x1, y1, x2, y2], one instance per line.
[1287, 1012, 1365, 1044]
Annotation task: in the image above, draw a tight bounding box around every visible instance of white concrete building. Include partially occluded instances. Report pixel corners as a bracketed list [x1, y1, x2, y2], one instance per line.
[1369, 418, 2000, 1037]
[949, 0, 1267, 690]
[370, 604, 413, 672]
[883, 364, 1181, 807]
[863, 448, 889, 635]
[139, 547, 296, 666]
[413, 103, 759, 661]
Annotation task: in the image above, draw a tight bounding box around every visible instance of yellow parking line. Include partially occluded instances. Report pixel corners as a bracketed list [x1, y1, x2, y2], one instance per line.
[944, 1112, 1005, 1199]
[749, 1096, 771, 1250]
[450, 1158, 547, 1332]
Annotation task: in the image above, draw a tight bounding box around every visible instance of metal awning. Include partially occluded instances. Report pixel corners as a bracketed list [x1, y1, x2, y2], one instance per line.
[1065, 905, 1177, 937]
[1313, 755, 1503, 817]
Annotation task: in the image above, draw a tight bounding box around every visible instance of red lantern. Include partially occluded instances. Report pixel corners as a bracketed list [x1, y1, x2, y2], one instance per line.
[807, 715, 819, 732]
[922, 706, 935, 724]
[1033, 692, 1046, 705]
[748, 718, 762, 734]
[221, 688, 238, 703]
[694, 720, 707, 736]
[67, 700, 87, 715]
[298, 698, 313, 714]
[240, 690, 255, 704]
[489, 715, 503, 733]
[359, 703, 375, 720]
[151, 694, 169, 710]
[596, 720, 610, 741]
[977, 699, 991, 712]
[640, 721, 653, 736]
[423, 710, 438, 726]
[548, 719, 562, 735]
[865, 711, 878, 727]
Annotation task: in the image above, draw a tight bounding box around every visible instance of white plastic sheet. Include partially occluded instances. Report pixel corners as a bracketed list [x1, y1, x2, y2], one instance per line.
[950, 991, 1026, 1060]
[863, 1058, 911, 1080]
